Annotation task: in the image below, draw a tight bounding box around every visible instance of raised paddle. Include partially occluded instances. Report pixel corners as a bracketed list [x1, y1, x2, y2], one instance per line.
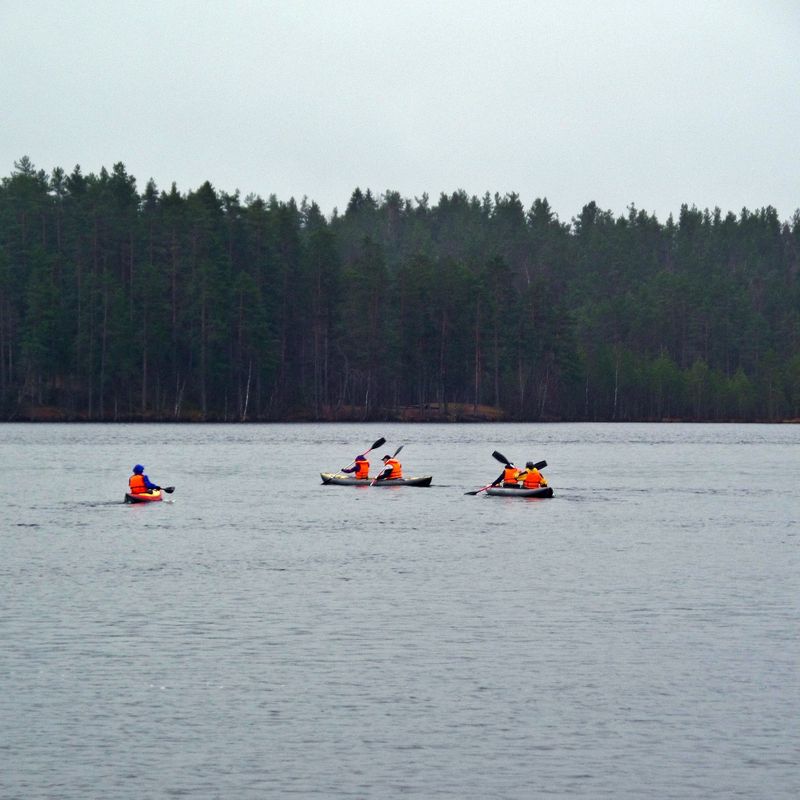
[370, 445, 404, 486]
[492, 450, 547, 471]
[341, 436, 386, 471]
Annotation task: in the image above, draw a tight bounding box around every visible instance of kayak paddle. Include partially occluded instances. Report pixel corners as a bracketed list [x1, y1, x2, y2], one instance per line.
[464, 481, 500, 496]
[157, 486, 175, 493]
[492, 451, 547, 471]
[341, 436, 386, 471]
[370, 445, 403, 485]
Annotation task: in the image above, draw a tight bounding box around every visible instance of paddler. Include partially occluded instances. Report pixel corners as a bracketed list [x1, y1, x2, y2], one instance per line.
[342, 453, 370, 480]
[517, 461, 548, 489]
[489, 461, 521, 488]
[500, 461, 520, 487]
[375, 453, 403, 481]
[128, 464, 162, 495]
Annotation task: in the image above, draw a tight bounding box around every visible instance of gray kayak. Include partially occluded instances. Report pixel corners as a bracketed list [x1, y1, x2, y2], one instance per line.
[485, 486, 554, 498]
[321, 472, 433, 487]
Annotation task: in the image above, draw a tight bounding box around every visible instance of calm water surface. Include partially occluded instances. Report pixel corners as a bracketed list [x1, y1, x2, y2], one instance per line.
[1, 423, 798, 799]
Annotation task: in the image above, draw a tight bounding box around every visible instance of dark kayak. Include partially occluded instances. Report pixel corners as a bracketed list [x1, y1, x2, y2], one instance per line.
[485, 486, 554, 498]
[321, 473, 433, 487]
[124, 490, 163, 503]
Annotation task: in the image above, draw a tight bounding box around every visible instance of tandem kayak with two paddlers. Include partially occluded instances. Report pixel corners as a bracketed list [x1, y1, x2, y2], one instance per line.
[320, 473, 433, 487]
[465, 450, 554, 497]
[325, 438, 432, 486]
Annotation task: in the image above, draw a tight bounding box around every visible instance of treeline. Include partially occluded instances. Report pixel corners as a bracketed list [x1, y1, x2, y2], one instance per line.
[1, 157, 799, 421]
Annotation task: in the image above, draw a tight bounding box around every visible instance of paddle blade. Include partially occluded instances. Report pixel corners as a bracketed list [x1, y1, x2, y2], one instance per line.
[162, 486, 175, 493]
[370, 437, 386, 451]
[492, 452, 545, 469]
[392, 445, 404, 458]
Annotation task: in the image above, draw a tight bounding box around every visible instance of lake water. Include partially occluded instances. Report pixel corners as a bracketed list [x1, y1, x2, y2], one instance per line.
[1, 422, 798, 799]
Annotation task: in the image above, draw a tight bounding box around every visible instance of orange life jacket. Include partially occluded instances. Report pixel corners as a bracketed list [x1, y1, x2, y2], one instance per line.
[129, 473, 147, 494]
[503, 466, 519, 485]
[383, 458, 403, 479]
[354, 459, 370, 479]
[522, 468, 545, 489]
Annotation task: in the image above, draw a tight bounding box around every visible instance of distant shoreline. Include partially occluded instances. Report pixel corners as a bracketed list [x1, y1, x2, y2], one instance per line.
[3, 407, 797, 424]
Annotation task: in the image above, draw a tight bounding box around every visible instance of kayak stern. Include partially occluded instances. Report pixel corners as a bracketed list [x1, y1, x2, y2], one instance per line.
[124, 490, 163, 503]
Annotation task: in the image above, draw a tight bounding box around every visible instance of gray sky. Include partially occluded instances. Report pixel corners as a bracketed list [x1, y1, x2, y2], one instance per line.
[2, 0, 799, 222]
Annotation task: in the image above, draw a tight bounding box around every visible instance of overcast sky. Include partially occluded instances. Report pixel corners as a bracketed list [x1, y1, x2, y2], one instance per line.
[2, 1, 798, 222]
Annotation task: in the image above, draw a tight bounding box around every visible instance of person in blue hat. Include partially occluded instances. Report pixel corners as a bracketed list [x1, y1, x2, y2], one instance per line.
[342, 453, 370, 480]
[128, 464, 161, 496]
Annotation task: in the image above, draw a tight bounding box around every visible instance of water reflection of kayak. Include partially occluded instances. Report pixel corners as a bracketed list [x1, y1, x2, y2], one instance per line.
[320, 473, 433, 487]
[124, 490, 163, 503]
[485, 486, 554, 498]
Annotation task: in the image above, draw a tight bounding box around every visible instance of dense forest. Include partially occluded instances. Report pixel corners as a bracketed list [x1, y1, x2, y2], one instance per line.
[1, 157, 798, 422]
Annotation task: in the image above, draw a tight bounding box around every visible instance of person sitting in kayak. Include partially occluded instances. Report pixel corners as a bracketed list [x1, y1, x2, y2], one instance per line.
[490, 462, 521, 488]
[129, 464, 161, 495]
[376, 454, 403, 480]
[342, 454, 370, 480]
[501, 462, 521, 487]
[518, 461, 548, 489]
